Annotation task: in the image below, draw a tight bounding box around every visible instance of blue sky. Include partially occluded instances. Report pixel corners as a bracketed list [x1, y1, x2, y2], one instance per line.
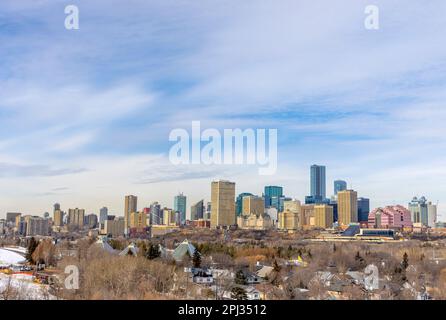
[1, 0, 446, 219]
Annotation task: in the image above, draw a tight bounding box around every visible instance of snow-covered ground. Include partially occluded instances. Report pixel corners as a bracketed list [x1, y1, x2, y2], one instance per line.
[0, 273, 55, 300]
[0, 248, 26, 265]
[2, 246, 27, 254]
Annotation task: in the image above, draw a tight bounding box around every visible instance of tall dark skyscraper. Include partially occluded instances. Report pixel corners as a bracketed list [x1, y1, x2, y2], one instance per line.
[334, 180, 347, 195]
[357, 197, 370, 222]
[310, 165, 326, 199]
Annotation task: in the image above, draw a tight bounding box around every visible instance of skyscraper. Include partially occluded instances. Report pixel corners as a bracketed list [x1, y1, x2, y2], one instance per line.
[357, 197, 370, 222]
[408, 196, 428, 226]
[236, 192, 253, 216]
[124, 195, 137, 233]
[150, 202, 162, 225]
[190, 200, 204, 221]
[174, 193, 187, 225]
[427, 201, 437, 228]
[338, 190, 358, 225]
[264, 186, 283, 207]
[310, 165, 326, 199]
[314, 204, 334, 229]
[99, 207, 108, 226]
[242, 195, 264, 216]
[211, 180, 236, 228]
[333, 180, 347, 195]
[54, 209, 64, 227]
[68, 208, 85, 228]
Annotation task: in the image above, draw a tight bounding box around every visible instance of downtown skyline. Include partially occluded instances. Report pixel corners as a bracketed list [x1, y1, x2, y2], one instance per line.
[1, 0, 446, 218]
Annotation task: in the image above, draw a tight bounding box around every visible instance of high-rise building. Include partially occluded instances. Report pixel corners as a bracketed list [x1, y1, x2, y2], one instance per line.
[104, 218, 125, 237]
[338, 190, 358, 225]
[174, 193, 187, 225]
[190, 200, 204, 221]
[236, 193, 253, 216]
[68, 208, 85, 227]
[333, 180, 347, 195]
[6, 212, 21, 224]
[310, 165, 326, 199]
[53, 209, 64, 227]
[427, 202, 437, 228]
[163, 208, 178, 226]
[408, 196, 429, 226]
[84, 214, 98, 228]
[205, 202, 211, 220]
[53, 203, 60, 212]
[357, 197, 370, 222]
[129, 211, 147, 228]
[24, 216, 50, 236]
[314, 204, 334, 229]
[264, 186, 283, 208]
[99, 207, 108, 226]
[124, 195, 138, 233]
[242, 195, 264, 216]
[301, 204, 315, 227]
[150, 202, 162, 225]
[211, 180, 236, 228]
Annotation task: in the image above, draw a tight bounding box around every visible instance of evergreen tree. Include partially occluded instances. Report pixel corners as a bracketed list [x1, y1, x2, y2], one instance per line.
[26, 237, 38, 263]
[231, 286, 248, 300]
[402, 252, 409, 270]
[192, 249, 201, 268]
[146, 243, 161, 260]
[235, 269, 247, 285]
[273, 259, 281, 272]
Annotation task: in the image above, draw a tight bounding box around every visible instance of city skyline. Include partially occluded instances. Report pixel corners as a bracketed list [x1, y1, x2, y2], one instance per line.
[1, 1, 446, 218]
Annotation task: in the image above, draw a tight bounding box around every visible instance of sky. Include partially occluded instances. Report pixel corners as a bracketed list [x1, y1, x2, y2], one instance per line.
[0, 0, 446, 219]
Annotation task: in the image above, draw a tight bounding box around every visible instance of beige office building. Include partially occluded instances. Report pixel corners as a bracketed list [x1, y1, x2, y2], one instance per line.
[242, 196, 264, 216]
[338, 190, 358, 225]
[124, 195, 138, 233]
[68, 208, 85, 227]
[54, 209, 64, 227]
[300, 204, 315, 227]
[314, 205, 334, 229]
[211, 180, 236, 228]
[129, 211, 147, 228]
[23, 215, 49, 236]
[163, 208, 178, 226]
[104, 218, 125, 237]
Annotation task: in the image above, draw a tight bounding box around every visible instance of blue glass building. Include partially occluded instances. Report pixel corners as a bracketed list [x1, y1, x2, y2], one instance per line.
[334, 180, 347, 195]
[357, 197, 370, 222]
[310, 165, 326, 199]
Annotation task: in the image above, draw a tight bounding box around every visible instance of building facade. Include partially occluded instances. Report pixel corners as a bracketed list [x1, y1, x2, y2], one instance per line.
[124, 195, 138, 233]
[310, 165, 326, 199]
[190, 200, 204, 221]
[368, 205, 412, 229]
[357, 197, 370, 223]
[211, 180, 236, 228]
[68, 208, 85, 228]
[314, 204, 334, 229]
[174, 193, 187, 225]
[333, 180, 347, 195]
[337, 190, 358, 225]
